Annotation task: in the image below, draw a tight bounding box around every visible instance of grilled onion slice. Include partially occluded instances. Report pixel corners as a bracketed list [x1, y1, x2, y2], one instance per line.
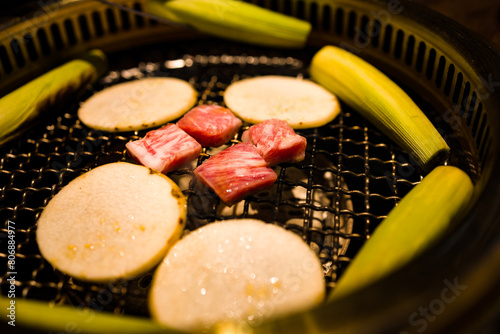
[36, 162, 186, 282]
[224, 75, 340, 129]
[78, 77, 197, 132]
[149, 219, 325, 331]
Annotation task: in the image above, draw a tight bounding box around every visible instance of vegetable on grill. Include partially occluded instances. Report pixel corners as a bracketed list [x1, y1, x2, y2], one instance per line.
[329, 165, 473, 301]
[0, 49, 107, 146]
[224, 75, 341, 129]
[78, 77, 197, 132]
[149, 219, 325, 332]
[36, 162, 187, 283]
[0, 296, 165, 334]
[310, 45, 450, 171]
[146, 0, 312, 48]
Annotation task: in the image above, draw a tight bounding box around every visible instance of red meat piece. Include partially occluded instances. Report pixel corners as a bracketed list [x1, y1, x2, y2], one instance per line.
[177, 104, 242, 147]
[126, 124, 201, 174]
[241, 119, 307, 165]
[194, 142, 277, 205]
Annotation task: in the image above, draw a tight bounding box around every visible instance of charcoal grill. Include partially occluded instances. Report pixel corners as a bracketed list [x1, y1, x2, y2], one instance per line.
[1, 0, 500, 333]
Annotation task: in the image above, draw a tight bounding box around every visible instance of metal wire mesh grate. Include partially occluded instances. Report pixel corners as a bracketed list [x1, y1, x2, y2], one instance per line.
[0, 42, 466, 318]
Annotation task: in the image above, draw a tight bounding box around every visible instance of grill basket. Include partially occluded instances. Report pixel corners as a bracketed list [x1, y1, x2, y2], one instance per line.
[1, 1, 500, 333]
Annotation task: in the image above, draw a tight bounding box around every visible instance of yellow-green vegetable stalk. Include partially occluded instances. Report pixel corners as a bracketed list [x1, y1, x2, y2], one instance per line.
[310, 45, 450, 170]
[329, 165, 473, 301]
[146, 0, 311, 48]
[0, 296, 173, 333]
[0, 49, 107, 146]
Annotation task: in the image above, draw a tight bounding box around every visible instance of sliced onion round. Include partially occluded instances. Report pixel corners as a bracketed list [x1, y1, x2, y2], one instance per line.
[149, 219, 325, 332]
[36, 162, 186, 282]
[224, 75, 340, 129]
[78, 77, 197, 132]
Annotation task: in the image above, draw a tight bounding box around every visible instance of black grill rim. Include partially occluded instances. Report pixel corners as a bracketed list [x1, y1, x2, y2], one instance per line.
[0, 1, 500, 333]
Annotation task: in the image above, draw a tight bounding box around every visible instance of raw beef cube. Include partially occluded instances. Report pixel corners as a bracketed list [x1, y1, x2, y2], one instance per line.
[126, 124, 201, 174]
[241, 119, 307, 165]
[194, 142, 277, 205]
[177, 104, 242, 147]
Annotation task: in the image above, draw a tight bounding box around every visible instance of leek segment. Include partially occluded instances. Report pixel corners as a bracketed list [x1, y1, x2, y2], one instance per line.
[310, 45, 450, 170]
[0, 296, 169, 333]
[146, 0, 311, 48]
[0, 49, 107, 146]
[329, 165, 473, 301]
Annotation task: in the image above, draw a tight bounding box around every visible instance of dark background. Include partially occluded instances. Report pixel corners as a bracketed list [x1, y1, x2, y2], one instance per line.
[2, 1, 500, 46]
[414, 0, 500, 46]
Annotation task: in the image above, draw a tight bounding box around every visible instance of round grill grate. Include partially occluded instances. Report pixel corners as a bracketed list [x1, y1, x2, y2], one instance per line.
[0, 41, 468, 318]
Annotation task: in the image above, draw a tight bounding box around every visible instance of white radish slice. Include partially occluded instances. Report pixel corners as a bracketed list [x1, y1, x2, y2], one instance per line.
[223, 75, 340, 129]
[149, 219, 325, 332]
[78, 77, 197, 132]
[36, 162, 186, 282]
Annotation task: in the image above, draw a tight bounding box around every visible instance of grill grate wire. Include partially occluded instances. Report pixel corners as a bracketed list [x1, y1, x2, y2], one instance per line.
[0, 47, 464, 317]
